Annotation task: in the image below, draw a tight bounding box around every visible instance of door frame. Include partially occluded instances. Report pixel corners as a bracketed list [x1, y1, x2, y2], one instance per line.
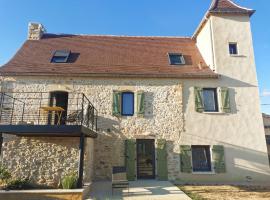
[136, 139, 156, 179]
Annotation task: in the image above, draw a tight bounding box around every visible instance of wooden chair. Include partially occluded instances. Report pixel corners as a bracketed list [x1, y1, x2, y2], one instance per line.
[112, 166, 129, 196]
[65, 110, 82, 123]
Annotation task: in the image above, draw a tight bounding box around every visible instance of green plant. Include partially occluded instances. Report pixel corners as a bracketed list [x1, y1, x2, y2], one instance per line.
[0, 165, 11, 184]
[61, 173, 78, 189]
[6, 178, 32, 190]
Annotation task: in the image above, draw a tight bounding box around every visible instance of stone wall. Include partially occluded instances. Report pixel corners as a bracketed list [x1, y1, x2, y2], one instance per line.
[1, 135, 80, 187]
[0, 76, 184, 181]
[1, 134, 94, 187]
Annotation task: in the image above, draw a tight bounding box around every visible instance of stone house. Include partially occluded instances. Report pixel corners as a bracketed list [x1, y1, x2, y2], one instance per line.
[0, 0, 270, 187]
[263, 113, 270, 163]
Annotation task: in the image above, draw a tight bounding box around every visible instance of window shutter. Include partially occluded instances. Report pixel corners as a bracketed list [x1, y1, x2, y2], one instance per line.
[136, 91, 145, 116]
[156, 139, 168, 180]
[220, 87, 231, 113]
[212, 145, 226, 173]
[180, 145, 192, 173]
[125, 139, 136, 181]
[112, 91, 121, 116]
[194, 87, 204, 113]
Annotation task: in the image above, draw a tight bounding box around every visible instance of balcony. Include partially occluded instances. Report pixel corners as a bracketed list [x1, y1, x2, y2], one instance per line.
[0, 92, 98, 138]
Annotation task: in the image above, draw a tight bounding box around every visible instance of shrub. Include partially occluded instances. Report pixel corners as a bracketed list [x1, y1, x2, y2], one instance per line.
[61, 173, 78, 189]
[0, 165, 11, 184]
[6, 178, 32, 190]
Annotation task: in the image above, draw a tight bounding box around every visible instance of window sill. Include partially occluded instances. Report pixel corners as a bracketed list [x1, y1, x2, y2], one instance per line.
[192, 171, 216, 175]
[230, 54, 245, 57]
[203, 112, 225, 114]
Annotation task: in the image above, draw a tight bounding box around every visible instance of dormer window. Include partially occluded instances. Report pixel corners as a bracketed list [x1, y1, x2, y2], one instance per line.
[51, 50, 70, 63]
[229, 43, 238, 55]
[168, 53, 185, 65]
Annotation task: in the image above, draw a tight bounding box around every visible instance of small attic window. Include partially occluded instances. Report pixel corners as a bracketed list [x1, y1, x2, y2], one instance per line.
[168, 53, 185, 65]
[51, 50, 71, 63]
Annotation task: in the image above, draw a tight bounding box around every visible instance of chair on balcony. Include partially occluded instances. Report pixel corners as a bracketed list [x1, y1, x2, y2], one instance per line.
[65, 110, 83, 124]
[112, 166, 129, 195]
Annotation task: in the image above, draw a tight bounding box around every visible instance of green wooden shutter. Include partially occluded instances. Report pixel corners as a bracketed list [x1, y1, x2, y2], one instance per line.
[220, 88, 231, 113]
[180, 145, 192, 173]
[136, 91, 145, 116]
[156, 139, 168, 180]
[194, 87, 204, 113]
[125, 139, 136, 181]
[112, 91, 121, 116]
[212, 145, 226, 173]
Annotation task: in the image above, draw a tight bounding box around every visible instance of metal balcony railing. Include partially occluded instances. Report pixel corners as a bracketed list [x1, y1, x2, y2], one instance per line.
[0, 92, 98, 132]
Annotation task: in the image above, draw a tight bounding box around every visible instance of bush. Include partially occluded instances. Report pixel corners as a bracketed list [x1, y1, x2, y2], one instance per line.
[0, 165, 11, 184]
[6, 178, 32, 190]
[61, 173, 78, 189]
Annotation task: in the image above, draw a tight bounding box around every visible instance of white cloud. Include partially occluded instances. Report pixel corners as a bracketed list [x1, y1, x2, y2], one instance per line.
[262, 90, 270, 97]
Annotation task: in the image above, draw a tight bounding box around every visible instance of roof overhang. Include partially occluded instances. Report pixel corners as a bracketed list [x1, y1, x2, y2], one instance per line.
[0, 72, 220, 79]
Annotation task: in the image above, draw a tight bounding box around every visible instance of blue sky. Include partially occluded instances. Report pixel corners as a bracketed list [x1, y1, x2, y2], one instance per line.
[0, 0, 270, 113]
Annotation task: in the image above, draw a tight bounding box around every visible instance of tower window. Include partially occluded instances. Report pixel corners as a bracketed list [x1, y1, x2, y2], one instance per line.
[229, 43, 238, 55]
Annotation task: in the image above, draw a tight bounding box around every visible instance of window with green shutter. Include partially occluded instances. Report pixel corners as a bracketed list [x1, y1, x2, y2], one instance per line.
[180, 145, 192, 173]
[136, 91, 145, 116]
[194, 87, 204, 113]
[212, 145, 226, 173]
[112, 91, 121, 116]
[220, 88, 231, 113]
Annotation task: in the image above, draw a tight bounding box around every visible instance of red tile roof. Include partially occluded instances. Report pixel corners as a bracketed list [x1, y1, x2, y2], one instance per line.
[209, 0, 255, 16]
[0, 34, 218, 78]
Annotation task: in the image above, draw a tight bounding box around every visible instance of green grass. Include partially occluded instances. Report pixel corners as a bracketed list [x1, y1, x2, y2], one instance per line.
[178, 186, 207, 200]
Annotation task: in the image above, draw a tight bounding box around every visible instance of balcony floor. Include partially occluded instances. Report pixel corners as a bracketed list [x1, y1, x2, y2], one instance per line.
[0, 125, 97, 138]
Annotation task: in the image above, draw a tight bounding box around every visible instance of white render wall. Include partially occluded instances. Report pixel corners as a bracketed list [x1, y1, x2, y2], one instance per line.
[192, 14, 270, 184]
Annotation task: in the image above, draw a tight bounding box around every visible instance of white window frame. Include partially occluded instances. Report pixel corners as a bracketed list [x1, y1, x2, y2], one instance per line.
[229, 42, 239, 56]
[191, 145, 216, 175]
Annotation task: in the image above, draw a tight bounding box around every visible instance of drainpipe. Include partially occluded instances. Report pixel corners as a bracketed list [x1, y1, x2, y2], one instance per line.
[77, 132, 85, 188]
[209, 17, 217, 72]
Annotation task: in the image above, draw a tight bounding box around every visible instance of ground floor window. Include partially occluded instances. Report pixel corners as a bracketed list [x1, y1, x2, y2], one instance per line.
[192, 145, 212, 172]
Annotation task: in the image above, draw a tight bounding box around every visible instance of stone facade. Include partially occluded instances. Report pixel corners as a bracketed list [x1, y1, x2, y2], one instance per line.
[1, 135, 80, 187]
[0, 76, 183, 181]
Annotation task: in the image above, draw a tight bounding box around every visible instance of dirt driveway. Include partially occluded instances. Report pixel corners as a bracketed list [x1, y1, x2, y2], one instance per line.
[178, 185, 270, 200]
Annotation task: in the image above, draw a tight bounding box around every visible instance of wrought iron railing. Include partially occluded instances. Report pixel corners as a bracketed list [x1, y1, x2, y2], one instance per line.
[0, 92, 98, 131]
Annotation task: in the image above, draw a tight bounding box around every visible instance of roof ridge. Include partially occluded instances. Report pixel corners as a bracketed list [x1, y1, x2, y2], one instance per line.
[42, 33, 192, 39]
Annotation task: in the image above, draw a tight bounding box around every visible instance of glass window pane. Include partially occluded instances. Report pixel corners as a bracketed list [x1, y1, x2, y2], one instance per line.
[122, 92, 134, 116]
[169, 54, 185, 65]
[192, 146, 211, 172]
[203, 89, 217, 112]
[229, 44, 238, 55]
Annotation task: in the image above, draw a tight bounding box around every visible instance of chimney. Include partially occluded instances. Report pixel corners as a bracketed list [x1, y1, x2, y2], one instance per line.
[27, 22, 46, 40]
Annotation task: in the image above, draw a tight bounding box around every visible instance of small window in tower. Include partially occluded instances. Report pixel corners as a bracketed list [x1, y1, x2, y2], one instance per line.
[168, 53, 185, 65]
[51, 50, 71, 63]
[229, 43, 238, 55]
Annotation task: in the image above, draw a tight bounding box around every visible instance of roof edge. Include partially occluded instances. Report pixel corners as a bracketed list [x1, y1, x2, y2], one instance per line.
[0, 72, 220, 79]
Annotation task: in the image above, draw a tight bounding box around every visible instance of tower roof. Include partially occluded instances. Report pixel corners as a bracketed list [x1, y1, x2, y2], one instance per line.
[209, 0, 255, 16]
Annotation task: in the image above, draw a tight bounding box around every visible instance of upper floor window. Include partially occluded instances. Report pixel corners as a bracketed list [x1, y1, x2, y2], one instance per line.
[203, 88, 218, 112]
[51, 50, 71, 63]
[192, 145, 212, 172]
[121, 92, 134, 116]
[168, 53, 185, 65]
[229, 43, 238, 55]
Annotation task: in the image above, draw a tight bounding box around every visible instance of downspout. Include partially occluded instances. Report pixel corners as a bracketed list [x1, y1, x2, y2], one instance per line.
[209, 17, 217, 72]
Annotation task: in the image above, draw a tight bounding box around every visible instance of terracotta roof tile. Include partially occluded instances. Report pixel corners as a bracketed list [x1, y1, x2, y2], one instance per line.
[209, 0, 255, 16]
[0, 34, 218, 78]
